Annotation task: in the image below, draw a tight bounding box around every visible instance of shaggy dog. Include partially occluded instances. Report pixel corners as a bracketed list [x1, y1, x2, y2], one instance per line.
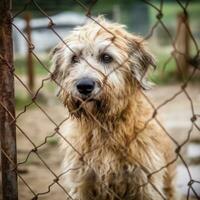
[51, 17, 176, 200]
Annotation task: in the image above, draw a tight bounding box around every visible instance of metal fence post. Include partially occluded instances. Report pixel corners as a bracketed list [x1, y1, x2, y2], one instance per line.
[0, 0, 18, 199]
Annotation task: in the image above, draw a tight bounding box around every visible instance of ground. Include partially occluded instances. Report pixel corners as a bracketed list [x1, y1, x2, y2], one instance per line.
[1, 79, 200, 200]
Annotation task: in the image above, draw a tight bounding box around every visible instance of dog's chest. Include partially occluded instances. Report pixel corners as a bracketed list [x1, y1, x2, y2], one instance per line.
[62, 128, 156, 199]
[85, 160, 140, 199]
[64, 142, 145, 200]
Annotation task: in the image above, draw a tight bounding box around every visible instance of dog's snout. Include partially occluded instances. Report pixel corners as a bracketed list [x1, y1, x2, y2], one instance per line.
[76, 78, 95, 95]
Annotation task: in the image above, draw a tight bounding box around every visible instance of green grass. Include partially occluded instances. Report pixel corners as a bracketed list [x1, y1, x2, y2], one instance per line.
[15, 95, 34, 110]
[47, 137, 59, 146]
[149, 52, 177, 84]
[149, 52, 200, 84]
[14, 57, 51, 110]
[149, 2, 200, 24]
[15, 57, 50, 75]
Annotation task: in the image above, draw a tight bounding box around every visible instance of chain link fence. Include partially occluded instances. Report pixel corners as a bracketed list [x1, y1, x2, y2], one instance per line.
[0, 0, 200, 199]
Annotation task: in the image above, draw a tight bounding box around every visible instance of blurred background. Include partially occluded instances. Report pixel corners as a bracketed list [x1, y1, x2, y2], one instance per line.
[13, 0, 200, 84]
[2, 0, 200, 199]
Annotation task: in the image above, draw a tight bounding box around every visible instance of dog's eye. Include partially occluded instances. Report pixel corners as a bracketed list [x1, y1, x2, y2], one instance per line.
[100, 53, 113, 64]
[71, 55, 79, 64]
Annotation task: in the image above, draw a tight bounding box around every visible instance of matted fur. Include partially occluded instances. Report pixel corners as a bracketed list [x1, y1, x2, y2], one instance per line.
[51, 17, 176, 200]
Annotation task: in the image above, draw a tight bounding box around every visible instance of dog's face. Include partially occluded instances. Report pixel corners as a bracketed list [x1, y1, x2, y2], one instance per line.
[51, 18, 155, 120]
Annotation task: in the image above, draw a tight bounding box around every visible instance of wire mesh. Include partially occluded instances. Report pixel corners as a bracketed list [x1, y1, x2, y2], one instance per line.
[0, 0, 200, 199]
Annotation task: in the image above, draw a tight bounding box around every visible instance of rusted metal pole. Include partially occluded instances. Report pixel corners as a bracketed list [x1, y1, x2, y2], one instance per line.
[24, 12, 34, 92]
[0, 0, 18, 200]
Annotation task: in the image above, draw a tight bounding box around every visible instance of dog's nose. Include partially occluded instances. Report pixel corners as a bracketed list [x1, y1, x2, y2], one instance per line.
[76, 78, 95, 95]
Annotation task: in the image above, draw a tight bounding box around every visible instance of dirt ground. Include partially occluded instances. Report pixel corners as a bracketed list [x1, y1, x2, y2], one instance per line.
[1, 79, 200, 200]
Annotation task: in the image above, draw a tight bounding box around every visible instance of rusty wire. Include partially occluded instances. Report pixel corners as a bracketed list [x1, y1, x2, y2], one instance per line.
[0, 0, 200, 199]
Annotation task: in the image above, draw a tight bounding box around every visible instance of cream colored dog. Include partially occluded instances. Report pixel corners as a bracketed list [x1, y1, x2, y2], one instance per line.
[51, 17, 176, 200]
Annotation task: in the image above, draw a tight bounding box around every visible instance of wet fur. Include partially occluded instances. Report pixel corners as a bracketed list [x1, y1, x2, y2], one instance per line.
[51, 17, 176, 200]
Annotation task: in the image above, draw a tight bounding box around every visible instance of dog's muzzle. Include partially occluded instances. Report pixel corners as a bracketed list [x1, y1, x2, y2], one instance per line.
[76, 78, 95, 99]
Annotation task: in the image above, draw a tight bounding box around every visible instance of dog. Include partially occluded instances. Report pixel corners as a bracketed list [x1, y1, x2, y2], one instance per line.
[51, 17, 176, 200]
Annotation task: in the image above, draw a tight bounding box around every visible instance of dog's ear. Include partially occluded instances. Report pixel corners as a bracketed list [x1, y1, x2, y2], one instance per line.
[128, 35, 156, 89]
[50, 44, 65, 83]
